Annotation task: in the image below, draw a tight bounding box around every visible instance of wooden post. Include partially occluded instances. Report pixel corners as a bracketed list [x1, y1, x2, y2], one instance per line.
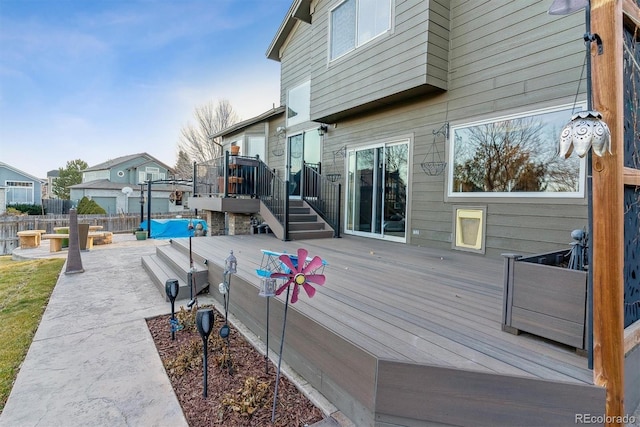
[590, 0, 625, 423]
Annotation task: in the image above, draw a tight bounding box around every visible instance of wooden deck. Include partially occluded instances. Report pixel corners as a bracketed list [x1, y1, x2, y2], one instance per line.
[174, 234, 604, 426]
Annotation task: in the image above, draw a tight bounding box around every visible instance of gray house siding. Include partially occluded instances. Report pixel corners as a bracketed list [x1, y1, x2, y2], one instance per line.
[274, 0, 588, 258]
[309, 0, 450, 123]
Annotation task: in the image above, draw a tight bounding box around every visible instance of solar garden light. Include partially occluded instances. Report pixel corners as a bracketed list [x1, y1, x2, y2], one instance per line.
[165, 279, 180, 340]
[196, 308, 215, 398]
[259, 277, 277, 374]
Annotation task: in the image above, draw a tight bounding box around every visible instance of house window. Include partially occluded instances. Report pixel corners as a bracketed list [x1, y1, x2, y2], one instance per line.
[330, 0, 392, 60]
[6, 181, 34, 204]
[138, 167, 165, 183]
[448, 105, 585, 198]
[247, 136, 265, 160]
[287, 80, 311, 126]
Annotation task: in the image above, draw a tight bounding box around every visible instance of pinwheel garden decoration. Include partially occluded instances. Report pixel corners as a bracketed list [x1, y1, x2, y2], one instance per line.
[268, 248, 326, 423]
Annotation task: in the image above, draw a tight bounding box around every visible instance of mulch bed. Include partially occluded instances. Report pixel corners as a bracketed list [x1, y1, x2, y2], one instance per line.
[147, 305, 324, 427]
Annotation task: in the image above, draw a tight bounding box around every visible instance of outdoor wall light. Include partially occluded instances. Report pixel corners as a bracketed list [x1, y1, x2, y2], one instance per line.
[317, 124, 328, 136]
[559, 111, 611, 158]
[196, 308, 215, 398]
[165, 279, 180, 340]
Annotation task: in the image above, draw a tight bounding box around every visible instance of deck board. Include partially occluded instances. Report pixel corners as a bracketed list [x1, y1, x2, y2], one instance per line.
[182, 234, 591, 384]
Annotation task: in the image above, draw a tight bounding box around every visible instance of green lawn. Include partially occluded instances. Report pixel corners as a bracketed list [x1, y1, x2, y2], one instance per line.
[0, 256, 64, 412]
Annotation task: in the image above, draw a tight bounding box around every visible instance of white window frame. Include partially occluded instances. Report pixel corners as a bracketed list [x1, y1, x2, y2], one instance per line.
[247, 136, 266, 160]
[329, 0, 393, 61]
[286, 80, 311, 127]
[447, 104, 586, 199]
[138, 167, 165, 184]
[5, 180, 34, 204]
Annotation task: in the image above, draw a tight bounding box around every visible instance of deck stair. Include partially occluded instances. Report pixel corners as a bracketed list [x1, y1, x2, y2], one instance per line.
[285, 200, 334, 240]
[141, 240, 209, 301]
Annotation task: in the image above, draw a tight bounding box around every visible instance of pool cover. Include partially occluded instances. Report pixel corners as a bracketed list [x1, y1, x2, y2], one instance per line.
[139, 218, 208, 239]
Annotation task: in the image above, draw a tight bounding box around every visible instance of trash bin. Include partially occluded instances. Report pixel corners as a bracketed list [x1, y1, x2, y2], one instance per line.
[78, 223, 90, 250]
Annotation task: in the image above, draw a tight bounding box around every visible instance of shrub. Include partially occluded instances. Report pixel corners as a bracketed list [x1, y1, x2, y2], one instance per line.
[76, 197, 106, 215]
[7, 204, 42, 215]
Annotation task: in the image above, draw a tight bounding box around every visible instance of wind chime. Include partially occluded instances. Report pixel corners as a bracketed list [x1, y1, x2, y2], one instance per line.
[272, 126, 286, 157]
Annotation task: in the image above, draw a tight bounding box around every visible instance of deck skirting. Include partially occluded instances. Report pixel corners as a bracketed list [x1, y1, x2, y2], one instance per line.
[161, 236, 605, 426]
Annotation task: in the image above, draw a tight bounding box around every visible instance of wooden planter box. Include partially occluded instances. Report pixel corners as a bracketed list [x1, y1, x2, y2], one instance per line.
[502, 251, 588, 352]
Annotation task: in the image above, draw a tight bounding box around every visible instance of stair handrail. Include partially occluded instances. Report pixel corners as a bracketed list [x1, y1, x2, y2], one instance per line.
[302, 163, 341, 238]
[255, 161, 289, 240]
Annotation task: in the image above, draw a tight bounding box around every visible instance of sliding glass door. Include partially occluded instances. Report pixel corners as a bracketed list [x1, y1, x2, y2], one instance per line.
[346, 140, 408, 242]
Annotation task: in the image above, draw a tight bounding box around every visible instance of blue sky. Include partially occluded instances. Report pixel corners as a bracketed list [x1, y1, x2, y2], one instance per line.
[0, 0, 290, 178]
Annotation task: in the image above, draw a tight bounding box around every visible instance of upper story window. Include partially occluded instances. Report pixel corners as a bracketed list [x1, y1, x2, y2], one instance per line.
[448, 105, 585, 198]
[138, 166, 165, 184]
[287, 80, 310, 127]
[83, 170, 109, 183]
[330, 0, 392, 61]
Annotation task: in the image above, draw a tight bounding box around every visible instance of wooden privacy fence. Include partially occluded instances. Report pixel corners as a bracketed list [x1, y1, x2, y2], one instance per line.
[0, 213, 177, 255]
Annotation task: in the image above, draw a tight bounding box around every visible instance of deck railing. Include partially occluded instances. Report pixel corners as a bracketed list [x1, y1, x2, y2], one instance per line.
[194, 152, 258, 198]
[302, 162, 341, 238]
[194, 155, 342, 239]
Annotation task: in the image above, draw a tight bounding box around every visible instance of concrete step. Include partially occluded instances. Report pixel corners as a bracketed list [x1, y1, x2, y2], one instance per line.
[141, 254, 208, 302]
[165, 238, 209, 266]
[156, 244, 208, 285]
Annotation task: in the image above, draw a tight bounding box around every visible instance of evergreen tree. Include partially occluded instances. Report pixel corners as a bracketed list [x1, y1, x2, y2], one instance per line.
[52, 159, 88, 199]
[76, 196, 106, 214]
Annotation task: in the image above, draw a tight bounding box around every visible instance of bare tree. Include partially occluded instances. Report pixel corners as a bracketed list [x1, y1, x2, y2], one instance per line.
[177, 99, 240, 165]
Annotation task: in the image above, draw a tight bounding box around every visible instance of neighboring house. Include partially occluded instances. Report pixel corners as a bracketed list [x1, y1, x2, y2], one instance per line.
[0, 184, 6, 214]
[69, 153, 190, 215]
[44, 169, 60, 199]
[210, 0, 590, 258]
[0, 162, 43, 207]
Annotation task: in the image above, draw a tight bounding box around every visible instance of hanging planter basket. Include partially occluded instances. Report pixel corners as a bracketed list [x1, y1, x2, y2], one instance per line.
[421, 124, 448, 177]
[420, 161, 447, 176]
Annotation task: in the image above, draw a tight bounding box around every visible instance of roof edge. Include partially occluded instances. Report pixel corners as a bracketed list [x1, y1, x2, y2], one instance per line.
[213, 106, 285, 138]
[266, 0, 312, 61]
